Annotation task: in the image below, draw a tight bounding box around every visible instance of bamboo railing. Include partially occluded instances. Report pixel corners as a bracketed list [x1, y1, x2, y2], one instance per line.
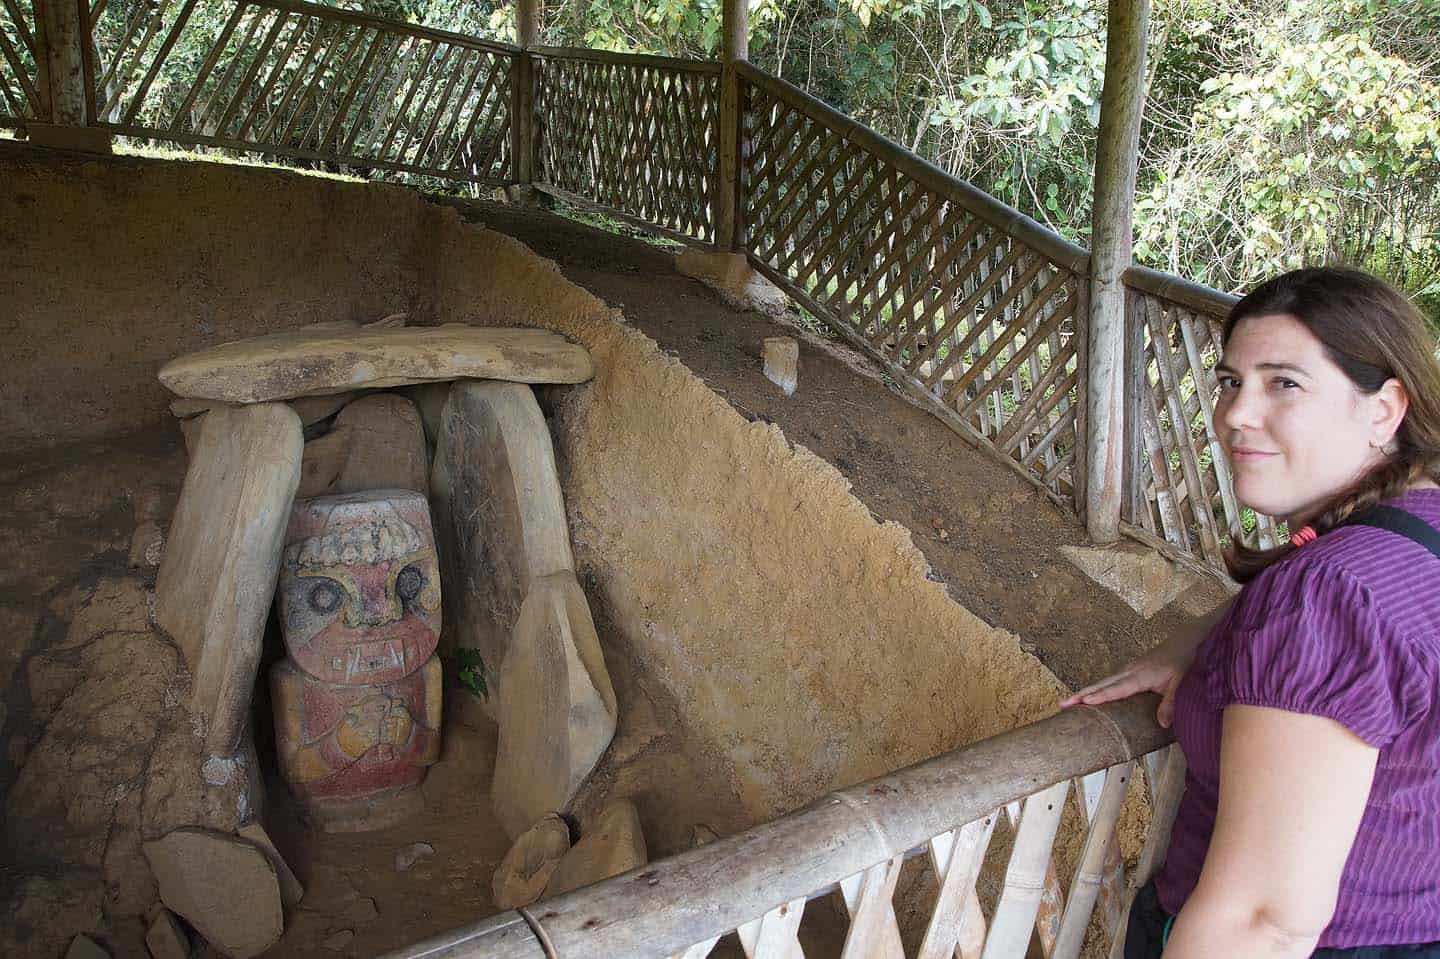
[737, 62, 1091, 507]
[381, 697, 1181, 959]
[84, 0, 517, 183]
[533, 47, 719, 245]
[0, 2, 1265, 570]
[1121, 266, 1282, 566]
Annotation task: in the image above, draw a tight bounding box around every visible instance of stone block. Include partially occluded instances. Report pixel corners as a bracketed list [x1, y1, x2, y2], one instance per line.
[675, 249, 788, 317]
[238, 822, 304, 907]
[331, 394, 428, 494]
[155, 403, 303, 754]
[1060, 542, 1203, 619]
[432, 381, 575, 708]
[297, 427, 351, 499]
[762, 337, 799, 396]
[143, 827, 283, 959]
[145, 909, 190, 959]
[491, 572, 617, 838]
[492, 813, 570, 909]
[544, 801, 647, 897]
[159, 326, 594, 403]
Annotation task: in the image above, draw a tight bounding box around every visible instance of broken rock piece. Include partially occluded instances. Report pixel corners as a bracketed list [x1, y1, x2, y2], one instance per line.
[493, 814, 571, 909]
[143, 827, 283, 959]
[238, 822, 305, 908]
[544, 800, 648, 897]
[159, 326, 594, 403]
[491, 571, 617, 838]
[145, 910, 190, 959]
[762, 337, 799, 396]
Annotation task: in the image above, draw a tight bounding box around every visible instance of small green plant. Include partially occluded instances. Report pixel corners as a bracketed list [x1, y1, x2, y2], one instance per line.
[455, 648, 490, 699]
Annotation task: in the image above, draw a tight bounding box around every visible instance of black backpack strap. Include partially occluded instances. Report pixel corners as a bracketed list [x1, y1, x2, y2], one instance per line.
[1342, 504, 1440, 561]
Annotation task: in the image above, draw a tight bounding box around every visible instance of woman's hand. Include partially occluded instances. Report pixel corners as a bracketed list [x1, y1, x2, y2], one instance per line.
[1059, 642, 1191, 727]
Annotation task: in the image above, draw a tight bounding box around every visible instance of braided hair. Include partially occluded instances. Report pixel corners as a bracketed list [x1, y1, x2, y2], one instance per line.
[1224, 268, 1440, 582]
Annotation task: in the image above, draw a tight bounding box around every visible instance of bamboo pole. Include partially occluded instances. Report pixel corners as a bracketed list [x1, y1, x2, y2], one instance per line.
[379, 698, 1172, 959]
[511, 0, 538, 185]
[714, 0, 748, 250]
[35, 0, 87, 124]
[1085, 0, 1151, 543]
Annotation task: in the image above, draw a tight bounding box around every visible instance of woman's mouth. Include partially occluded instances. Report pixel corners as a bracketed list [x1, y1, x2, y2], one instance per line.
[1230, 447, 1278, 461]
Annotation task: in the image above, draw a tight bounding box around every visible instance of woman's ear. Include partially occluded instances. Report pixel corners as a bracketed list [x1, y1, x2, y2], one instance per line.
[1372, 377, 1410, 448]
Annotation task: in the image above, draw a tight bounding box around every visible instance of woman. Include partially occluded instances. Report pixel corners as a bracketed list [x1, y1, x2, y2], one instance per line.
[1062, 267, 1440, 958]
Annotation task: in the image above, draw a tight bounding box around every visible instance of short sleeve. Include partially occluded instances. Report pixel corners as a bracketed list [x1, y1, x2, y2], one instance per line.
[1218, 558, 1428, 748]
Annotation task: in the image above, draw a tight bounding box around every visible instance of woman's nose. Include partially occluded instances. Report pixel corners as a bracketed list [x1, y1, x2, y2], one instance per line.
[1219, 384, 1260, 431]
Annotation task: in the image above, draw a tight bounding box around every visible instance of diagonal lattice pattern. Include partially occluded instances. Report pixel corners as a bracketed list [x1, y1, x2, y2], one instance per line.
[86, 0, 513, 182]
[741, 80, 1086, 501]
[0, 0, 41, 123]
[535, 54, 719, 243]
[1127, 290, 1283, 565]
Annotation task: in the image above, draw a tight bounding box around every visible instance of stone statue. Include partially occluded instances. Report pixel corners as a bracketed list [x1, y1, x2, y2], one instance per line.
[270, 490, 443, 831]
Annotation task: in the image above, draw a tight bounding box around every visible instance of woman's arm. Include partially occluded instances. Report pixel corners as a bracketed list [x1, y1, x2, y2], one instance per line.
[1163, 705, 1378, 958]
[1060, 599, 1231, 726]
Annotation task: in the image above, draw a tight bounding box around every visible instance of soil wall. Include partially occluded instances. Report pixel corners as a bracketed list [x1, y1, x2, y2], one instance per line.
[3, 144, 1065, 826]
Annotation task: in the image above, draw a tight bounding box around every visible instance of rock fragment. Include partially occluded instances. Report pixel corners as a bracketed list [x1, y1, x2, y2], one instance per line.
[145, 910, 190, 959]
[323, 929, 355, 951]
[491, 572, 617, 838]
[544, 801, 648, 897]
[143, 827, 283, 959]
[492, 814, 571, 909]
[159, 326, 593, 403]
[394, 841, 435, 872]
[762, 336, 799, 396]
[239, 822, 305, 907]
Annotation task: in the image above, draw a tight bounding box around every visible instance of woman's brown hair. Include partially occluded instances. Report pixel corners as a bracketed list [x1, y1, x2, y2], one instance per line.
[1223, 267, 1440, 582]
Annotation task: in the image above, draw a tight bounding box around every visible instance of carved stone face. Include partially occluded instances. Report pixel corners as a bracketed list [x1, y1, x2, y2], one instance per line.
[278, 491, 442, 685]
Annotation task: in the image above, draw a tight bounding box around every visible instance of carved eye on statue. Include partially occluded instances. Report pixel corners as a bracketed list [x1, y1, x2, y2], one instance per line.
[308, 579, 344, 615]
[396, 565, 424, 605]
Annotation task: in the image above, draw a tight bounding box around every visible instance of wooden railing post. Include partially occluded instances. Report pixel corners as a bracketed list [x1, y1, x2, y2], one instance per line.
[714, 0, 748, 250]
[511, 0, 540, 185]
[1085, 0, 1150, 543]
[34, 0, 87, 125]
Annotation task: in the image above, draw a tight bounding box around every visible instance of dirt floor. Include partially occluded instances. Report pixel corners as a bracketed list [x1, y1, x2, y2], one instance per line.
[451, 197, 1228, 691]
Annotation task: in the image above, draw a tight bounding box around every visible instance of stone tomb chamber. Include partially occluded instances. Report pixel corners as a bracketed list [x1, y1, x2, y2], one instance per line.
[2, 152, 1075, 959]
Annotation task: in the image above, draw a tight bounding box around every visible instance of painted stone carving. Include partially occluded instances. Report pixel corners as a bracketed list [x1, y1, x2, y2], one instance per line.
[270, 490, 443, 831]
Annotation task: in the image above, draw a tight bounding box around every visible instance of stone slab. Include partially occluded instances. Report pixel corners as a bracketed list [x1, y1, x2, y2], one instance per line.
[544, 800, 647, 897]
[762, 337, 799, 396]
[238, 822, 304, 907]
[492, 813, 570, 909]
[159, 326, 594, 403]
[331, 394, 428, 494]
[432, 381, 575, 710]
[155, 404, 303, 755]
[296, 426, 350, 499]
[145, 909, 190, 959]
[675, 249, 788, 317]
[491, 571, 617, 838]
[143, 827, 283, 959]
[1059, 542, 1201, 619]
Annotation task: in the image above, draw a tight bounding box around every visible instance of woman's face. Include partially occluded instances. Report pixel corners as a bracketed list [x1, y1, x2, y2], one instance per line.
[1214, 312, 1404, 525]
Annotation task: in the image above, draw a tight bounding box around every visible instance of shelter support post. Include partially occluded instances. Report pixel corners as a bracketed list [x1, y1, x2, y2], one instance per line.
[714, 0, 748, 250]
[1085, 0, 1150, 542]
[511, 0, 541, 186]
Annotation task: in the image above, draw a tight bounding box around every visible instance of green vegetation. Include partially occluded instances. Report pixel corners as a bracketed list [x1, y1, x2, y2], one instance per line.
[455, 647, 490, 699]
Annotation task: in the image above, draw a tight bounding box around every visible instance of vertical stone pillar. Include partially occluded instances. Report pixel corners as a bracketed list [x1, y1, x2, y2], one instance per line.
[1085, 0, 1149, 542]
[714, 0, 749, 250]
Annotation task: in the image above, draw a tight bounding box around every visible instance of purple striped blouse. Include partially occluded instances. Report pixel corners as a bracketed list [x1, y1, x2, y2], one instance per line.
[1156, 488, 1440, 949]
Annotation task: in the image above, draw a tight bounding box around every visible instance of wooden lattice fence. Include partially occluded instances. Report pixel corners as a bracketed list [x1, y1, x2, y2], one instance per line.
[1123, 267, 1282, 568]
[0, 0, 41, 124]
[84, 0, 515, 182]
[533, 48, 720, 244]
[737, 63, 1092, 505]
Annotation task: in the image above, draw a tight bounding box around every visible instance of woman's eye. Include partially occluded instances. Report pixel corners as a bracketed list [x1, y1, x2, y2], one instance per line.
[396, 566, 424, 604]
[308, 580, 343, 615]
[1217, 375, 1240, 391]
[1273, 377, 1300, 390]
